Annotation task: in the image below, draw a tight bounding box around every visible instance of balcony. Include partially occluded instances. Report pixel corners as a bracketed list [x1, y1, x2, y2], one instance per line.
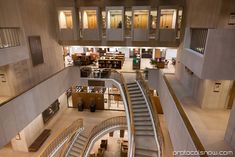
[181, 28, 235, 80]
[56, 6, 183, 47]
[0, 27, 29, 66]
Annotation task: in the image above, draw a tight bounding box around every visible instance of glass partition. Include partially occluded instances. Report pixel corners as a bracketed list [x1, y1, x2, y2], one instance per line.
[125, 10, 132, 37]
[160, 9, 177, 29]
[107, 10, 123, 29]
[58, 10, 73, 29]
[82, 10, 97, 29]
[150, 10, 157, 37]
[133, 10, 149, 29]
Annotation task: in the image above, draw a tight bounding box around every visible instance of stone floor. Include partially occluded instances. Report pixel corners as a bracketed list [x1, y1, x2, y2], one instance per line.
[0, 94, 125, 157]
[165, 74, 233, 153]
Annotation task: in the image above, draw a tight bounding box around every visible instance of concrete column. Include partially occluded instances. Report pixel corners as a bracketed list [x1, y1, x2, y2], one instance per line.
[225, 100, 235, 151]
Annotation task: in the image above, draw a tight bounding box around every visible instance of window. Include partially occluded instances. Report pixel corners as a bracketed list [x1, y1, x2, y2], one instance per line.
[160, 9, 177, 29]
[150, 10, 157, 36]
[133, 10, 148, 29]
[190, 28, 208, 54]
[0, 28, 21, 48]
[83, 10, 97, 29]
[58, 10, 73, 29]
[107, 10, 123, 29]
[125, 10, 132, 36]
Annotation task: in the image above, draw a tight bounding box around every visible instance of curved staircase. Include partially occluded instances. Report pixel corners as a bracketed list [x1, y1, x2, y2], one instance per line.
[127, 82, 159, 157]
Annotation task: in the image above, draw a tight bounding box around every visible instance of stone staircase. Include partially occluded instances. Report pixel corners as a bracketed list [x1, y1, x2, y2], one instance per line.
[67, 131, 88, 157]
[127, 82, 158, 157]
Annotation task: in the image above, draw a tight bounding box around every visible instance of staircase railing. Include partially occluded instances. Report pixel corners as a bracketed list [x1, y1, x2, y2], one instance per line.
[39, 119, 83, 157]
[81, 116, 127, 157]
[79, 70, 135, 157]
[136, 71, 164, 157]
[119, 72, 136, 157]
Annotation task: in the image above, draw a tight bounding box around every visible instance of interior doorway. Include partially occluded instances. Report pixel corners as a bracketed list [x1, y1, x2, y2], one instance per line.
[227, 81, 235, 109]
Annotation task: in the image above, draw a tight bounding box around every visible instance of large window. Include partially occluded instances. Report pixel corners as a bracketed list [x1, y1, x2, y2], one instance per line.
[160, 9, 177, 29]
[58, 10, 73, 29]
[107, 10, 123, 29]
[133, 10, 148, 29]
[83, 10, 97, 29]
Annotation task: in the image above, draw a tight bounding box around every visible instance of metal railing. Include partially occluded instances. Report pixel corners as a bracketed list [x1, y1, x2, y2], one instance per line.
[136, 71, 164, 157]
[39, 119, 83, 157]
[190, 28, 208, 54]
[81, 116, 127, 157]
[0, 27, 21, 49]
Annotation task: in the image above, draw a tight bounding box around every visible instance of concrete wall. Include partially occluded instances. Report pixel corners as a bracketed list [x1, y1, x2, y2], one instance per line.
[202, 29, 235, 80]
[225, 100, 235, 151]
[0, 67, 80, 148]
[0, 0, 64, 96]
[153, 70, 200, 156]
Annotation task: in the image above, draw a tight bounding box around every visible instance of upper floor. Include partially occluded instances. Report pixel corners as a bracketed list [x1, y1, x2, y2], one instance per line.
[55, 0, 185, 47]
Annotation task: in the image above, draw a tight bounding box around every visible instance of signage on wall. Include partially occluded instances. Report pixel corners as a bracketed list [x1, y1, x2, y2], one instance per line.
[213, 82, 221, 92]
[228, 13, 235, 25]
[0, 74, 6, 83]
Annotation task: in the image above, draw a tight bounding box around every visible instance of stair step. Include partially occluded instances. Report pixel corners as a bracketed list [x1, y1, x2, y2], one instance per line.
[131, 98, 145, 102]
[129, 90, 142, 94]
[72, 146, 82, 153]
[127, 82, 136, 85]
[133, 108, 148, 112]
[68, 154, 77, 157]
[132, 104, 146, 109]
[134, 121, 152, 126]
[130, 93, 143, 97]
[136, 131, 154, 136]
[74, 142, 84, 149]
[75, 139, 86, 145]
[134, 117, 151, 121]
[132, 101, 146, 105]
[78, 135, 87, 142]
[69, 150, 80, 157]
[134, 112, 150, 117]
[135, 126, 153, 131]
[128, 87, 140, 91]
[127, 83, 138, 87]
[135, 147, 158, 157]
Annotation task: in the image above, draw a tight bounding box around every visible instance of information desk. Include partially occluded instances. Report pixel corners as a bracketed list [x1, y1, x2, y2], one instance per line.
[71, 86, 105, 110]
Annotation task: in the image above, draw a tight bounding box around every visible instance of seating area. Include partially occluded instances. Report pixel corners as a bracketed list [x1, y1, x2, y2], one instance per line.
[90, 139, 108, 157]
[120, 140, 128, 157]
[81, 67, 92, 77]
[28, 129, 51, 152]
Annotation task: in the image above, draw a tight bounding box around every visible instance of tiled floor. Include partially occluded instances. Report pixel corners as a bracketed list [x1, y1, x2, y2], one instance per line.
[165, 74, 233, 152]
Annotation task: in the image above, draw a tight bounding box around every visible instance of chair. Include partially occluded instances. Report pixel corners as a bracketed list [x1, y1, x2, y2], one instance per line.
[101, 68, 111, 78]
[81, 67, 92, 77]
[100, 139, 108, 150]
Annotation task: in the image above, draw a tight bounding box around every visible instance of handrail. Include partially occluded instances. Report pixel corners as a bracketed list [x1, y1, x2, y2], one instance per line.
[39, 118, 83, 157]
[136, 71, 164, 157]
[63, 127, 84, 157]
[163, 74, 208, 157]
[87, 69, 135, 156]
[81, 116, 127, 157]
[119, 72, 136, 157]
[0, 66, 74, 107]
